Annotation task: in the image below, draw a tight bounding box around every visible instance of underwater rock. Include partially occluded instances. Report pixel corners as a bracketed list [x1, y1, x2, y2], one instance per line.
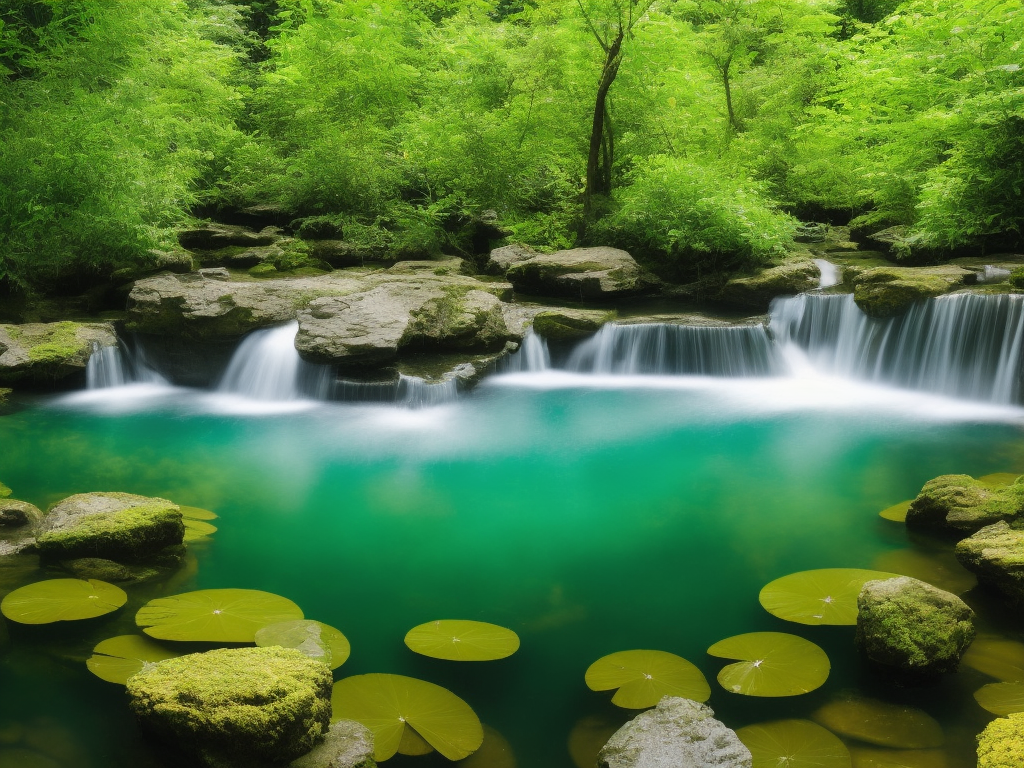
[597, 696, 751, 768]
[178, 223, 279, 251]
[906, 475, 1023, 535]
[955, 522, 1024, 606]
[0, 321, 118, 387]
[128, 646, 333, 768]
[488, 245, 642, 299]
[977, 713, 1024, 768]
[290, 720, 375, 768]
[531, 308, 616, 340]
[0, 499, 42, 556]
[37, 492, 184, 562]
[856, 576, 975, 680]
[851, 266, 973, 318]
[717, 261, 820, 310]
[58, 557, 160, 583]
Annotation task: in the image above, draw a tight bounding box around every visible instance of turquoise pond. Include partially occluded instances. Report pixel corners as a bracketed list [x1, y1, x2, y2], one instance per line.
[1, 374, 1023, 767]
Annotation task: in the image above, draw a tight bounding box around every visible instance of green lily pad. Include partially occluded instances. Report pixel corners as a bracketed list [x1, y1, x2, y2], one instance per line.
[1, 578, 126, 624]
[182, 518, 218, 541]
[871, 549, 977, 595]
[759, 569, 898, 625]
[811, 697, 944, 749]
[737, 719, 851, 768]
[707, 632, 830, 697]
[179, 505, 218, 521]
[255, 619, 350, 669]
[405, 620, 520, 662]
[568, 714, 628, 768]
[847, 747, 949, 767]
[879, 501, 912, 522]
[331, 673, 483, 761]
[86, 634, 182, 684]
[398, 726, 434, 756]
[962, 638, 1024, 682]
[974, 682, 1024, 715]
[0, 482, 11, 499]
[456, 725, 516, 768]
[585, 649, 710, 709]
[977, 473, 1019, 488]
[136, 588, 303, 642]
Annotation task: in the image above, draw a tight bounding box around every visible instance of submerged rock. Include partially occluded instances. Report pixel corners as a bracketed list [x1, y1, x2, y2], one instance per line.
[58, 557, 160, 583]
[851, 266, 973, 318]
[488, 245, 642, 299]
[717, 261, 819, 310]
[906, 475, 1024, 535]
[955, 522, 1024, 606]
[290, 720, 375, 768]
[0, 321, 118, 386]
[977, 713, 1024, 768]
[531, 308, 616, 340]
[37, 492, 184, 562]
[856, 576, 975, 680]
[597, 697, 751, 768]
[128, 646, 332, 768]
[0, 499, 42, 556]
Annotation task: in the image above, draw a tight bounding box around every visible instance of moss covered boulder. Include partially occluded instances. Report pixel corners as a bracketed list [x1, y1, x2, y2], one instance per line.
[851, 266, 973, 318]
[955, 522, 1024, 606]
[37, 492, 184, 562]
[489, 245, 642, 299]
[978, 714, 1024, 768]
[531, 308, 616, 340]
[906, 475, 1024, 535]
[128, 646, 333, 768]
[717, 261, 820, 310]
[291, 720, 375, 768]
[0, 499, 43, 556]
[856, 576, 975, 680]
[0, 322, 118, 386]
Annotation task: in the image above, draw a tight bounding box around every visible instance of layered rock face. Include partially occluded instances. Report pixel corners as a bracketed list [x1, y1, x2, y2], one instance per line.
[718, 261, 820, 310]
[487, 245, 643, 299]
[0, 322, 118, 386]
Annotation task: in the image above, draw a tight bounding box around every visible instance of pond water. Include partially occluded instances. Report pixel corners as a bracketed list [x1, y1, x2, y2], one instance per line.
[1, 370, 1022, 767]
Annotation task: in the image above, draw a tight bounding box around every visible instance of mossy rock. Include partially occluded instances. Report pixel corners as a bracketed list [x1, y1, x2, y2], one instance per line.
[0, 322, 118, 386]
[906, 475, 1024, 535]
[955, 522, 1024, 607]
[717, 261, 820, 310]
[532, 308, 616, 340]
[851, 266, 972, 318]
[978, 714, 1024, 768]
[0, 388, 11, 405]
[57, 557, 160, 583]
[128, 646, 333, 768]
[0, 499, 42, 557]
[37, 492, 184, 563]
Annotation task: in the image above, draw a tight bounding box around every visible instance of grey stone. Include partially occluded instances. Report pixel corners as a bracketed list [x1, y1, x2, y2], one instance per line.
[0, 322, 118, 386]
[955, 521, 1024, 606]
[532, 308, 616, 339]
[851, 266, 974, 318]
[291, 720, 375, 768]
[178, 223, 279, 251]
[0, 499, 42, 557]
[488, 245, 642, 299]
[199, 268, 231, 281]
[718, 261, 819, 310]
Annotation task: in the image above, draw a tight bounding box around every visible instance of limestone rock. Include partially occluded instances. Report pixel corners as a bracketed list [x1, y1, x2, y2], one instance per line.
[0, 499, 42, 556]
[128, 646, 332, 768]
[0, 322, 118, 386]
[291, 720, 375, 768]
[794, 222, 829, 243]
[718, 261, 819, 310]
[598, 697, 751, 768]
[906, 475, 1024, 535]
[308, 240, 377, 268]
[178, 223, 279, 251]
[856, 576, 975, 679]
[488, 245, 642, 299]
[37, 492, 184, 562]
[487, 244, 537, 274]
[532, 308, 615, 339]
[978, 713, 1024, 768]
[864, 226, 912, 254]
[851, 266, 973, 318]
[955, 522, 1024, 606]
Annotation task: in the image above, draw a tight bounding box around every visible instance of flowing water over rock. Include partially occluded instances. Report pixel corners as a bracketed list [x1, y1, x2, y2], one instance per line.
[216, 322, 334, 401]
[813, 259, 842, 289]
[86, 342, 166, 388]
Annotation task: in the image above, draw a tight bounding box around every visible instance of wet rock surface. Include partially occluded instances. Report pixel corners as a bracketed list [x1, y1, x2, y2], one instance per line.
[718, 261, 819, 310]
[0, 322, 118, 386]
[906, 475, 1024, 535]
[955, 522, 1024, 606]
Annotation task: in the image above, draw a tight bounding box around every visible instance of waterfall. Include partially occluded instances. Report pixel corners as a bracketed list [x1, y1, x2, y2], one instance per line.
[813, 259, 842, 289]
[86, 342, 166, 389]
[771, 292, 1024, 403]
[217, 322, 335, 401]
[500, 330, 552, 372]
[335, 374, 459, 407]
[982, 265, 1011, 284]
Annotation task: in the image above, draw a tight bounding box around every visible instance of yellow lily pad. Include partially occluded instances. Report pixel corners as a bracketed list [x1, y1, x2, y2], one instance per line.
[1, 579, 126, 624]
[398, 725, 434, 756]
[404, 620, 520, 661]
[871, 549, 977, 595]
[737, 719, 851, 768]
[760, 569, 898, 625]
[974, 682, 1024, 716]
[0, 482, 11, 499]
[179, 505, 218, 521]
[136, 588, 303, 642]
[86, 634, 182, 684]
[457, 725, 516, 768]
[331, 673, 483, 761]
[255, 619, 350, 669]
[707, 632, 830, 697]
[848, 747, 949, 767]
[811, 697, 943, 749]
[584, 649, 710, 709]
[962, 638, 1024, 682]
[879, 501, 912, 522]
[977, 473, 1019, 488]
[183, 518, 218, 541]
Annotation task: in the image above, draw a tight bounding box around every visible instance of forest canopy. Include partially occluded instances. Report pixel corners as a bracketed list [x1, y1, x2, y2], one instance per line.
[0, 0, 1021, 293]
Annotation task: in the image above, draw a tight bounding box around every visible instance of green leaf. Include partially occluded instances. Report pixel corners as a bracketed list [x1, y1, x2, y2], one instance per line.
[183, 518, 218, 541]
[86, 634, 182, 684]
[737, 719, 851, 768]
[331, 673, 484, 761]
[846, 747, 950, 767]
[404, 620, 520, 662]
[974, 682, 1024, 716]
[179, 505, 218, 521]
[812, 697, 944, 748]
[879, 500, 912, 522]
[255, 619, 350, 669]
[456, 725, 516, 768]
[871, 549, 976, 595]
[1, 578, 126, 624]
[759, 569, 898, 625]
[962, 638, 1024, 682]
[0, 482, 11, 499]
[585, 649, 710, 709]
[707, 632, 830, 697]
[136, 589, 303, 642]
[568, 714, 629, 768]
[977, 473, 1019, 488]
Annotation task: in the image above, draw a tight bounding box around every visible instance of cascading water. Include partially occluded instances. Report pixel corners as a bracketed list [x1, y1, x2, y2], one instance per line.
[86, 342, 166, 389]
[217, 322, 335, 401]
[813, 259, 842, 289]
[500, 330, 552, 372]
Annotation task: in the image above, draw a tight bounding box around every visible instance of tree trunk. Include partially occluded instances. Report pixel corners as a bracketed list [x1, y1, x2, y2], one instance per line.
[722, 55, 739, 134]
[582, 27, 624, 222]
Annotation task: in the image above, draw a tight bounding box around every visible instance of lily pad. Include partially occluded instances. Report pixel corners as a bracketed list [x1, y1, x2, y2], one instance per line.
[182, 518, 218, 541]
[962, 638, 1024, 681]
[811, 697, 943, 749]
[398, 726, 434, 756]
[585, 650, 710, 709]
[978, 473, 1019, 488]
[179, 505, 218, 521]
[974, 681, 1024, 715]
[331, 673, 483, 761]
[707, 632, 830, 697]
[568, 714, 628, 768]
[736, 719, 850, 768]
[871, 549, 977, 595]
[759, 569, 898, 625]
[0, 482, 10, 499]
[1, 578, 126, 624]
[136, 588, 303, 642]
[879, 501, 912, 522]
[86, 634, 182, 684]
[456, 725, 516, 768]
[847, 747, 949, 767]
[404, 620, 520, 662]
[255, 619, 350, 669]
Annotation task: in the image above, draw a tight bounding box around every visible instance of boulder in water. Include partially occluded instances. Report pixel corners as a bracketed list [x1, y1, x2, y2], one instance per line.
[0, 499, 42, 556]
[856, 576, 975, 680]
[906, 475, 1024, 535]
[851, 266, 973, 318]
[0, 322, 118, 387]
[955, 522, 1024, 606]
[128, 646, 332, 768]
[977, 713, 1024, 768]
[718, 261, 819, 310]
[531, 308, 615, 340]
[290, 720, 376, 768]
[487, 245, 643, 299]
[597, 697, 751, 768]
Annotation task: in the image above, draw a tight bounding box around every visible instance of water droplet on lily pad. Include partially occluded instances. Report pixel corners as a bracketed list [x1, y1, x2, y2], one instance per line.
[977, 473, 1019, 488]
[962, 637, 1024, 682]
[182, 518, 218, 542]
[847, 746, 949, 767]
[255, 619, 350, 669]
[879, 501, 912, 522]
[404, 620, 520, 661]
[1, 579, 126, 624]
[331, 673, 483, 761]
[707, 632, 830, 697]
[811, 696, 943, 749]
[179, 505, 218, 521]
[136, 588, 303, 642]
[585, 649, 710, 709]
[457, 725, 516, 768]
[86, 634, 182, 684]
[760, 569, 897, 625]
[871, 549, 976, 594]
[974, 681, 1024, 715]
[736, 719, 850, 768]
